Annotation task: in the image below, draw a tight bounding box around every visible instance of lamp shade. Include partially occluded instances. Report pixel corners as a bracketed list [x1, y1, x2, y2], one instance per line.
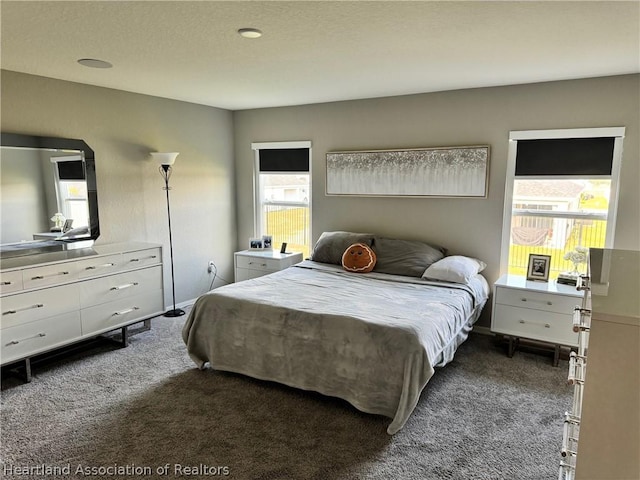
[151, 152, 179, 166]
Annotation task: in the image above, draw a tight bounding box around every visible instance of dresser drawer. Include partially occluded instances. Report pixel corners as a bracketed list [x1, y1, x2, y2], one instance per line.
[76, 253, 122, 279]
[22, 262, 79, 290]
[79, 266, 162, 308]
[81, 291, 163, 335]
[493, 304, 579, 346]
[495, 287, 580, 315]
[1, 284, 80, 329]
[1, 311, 82, 364]
[235, 255, 282, 272]
[0, 270, 23, 295]
[121, 248, 161, 271]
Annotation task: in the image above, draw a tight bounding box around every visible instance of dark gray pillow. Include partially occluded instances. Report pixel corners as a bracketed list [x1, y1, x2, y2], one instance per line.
[372, 237, 446, 277]
[311, 231, 375, 265]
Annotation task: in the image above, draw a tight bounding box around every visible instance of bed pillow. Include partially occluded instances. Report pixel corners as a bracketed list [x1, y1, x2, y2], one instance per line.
[311, 231, 375, 265]
[372, 237, 446, 277]
[342, 243, 377, 273]
[422, 255, 487, 284]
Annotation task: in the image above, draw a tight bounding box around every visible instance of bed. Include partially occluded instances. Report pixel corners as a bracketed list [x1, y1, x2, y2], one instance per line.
[182, 232, 489, 434]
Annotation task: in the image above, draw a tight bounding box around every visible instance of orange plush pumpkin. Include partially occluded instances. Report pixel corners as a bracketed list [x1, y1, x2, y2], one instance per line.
[342, 242, 377, 273]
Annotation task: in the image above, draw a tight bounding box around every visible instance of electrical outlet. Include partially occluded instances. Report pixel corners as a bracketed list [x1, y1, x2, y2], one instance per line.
[207, 261, 215, 274]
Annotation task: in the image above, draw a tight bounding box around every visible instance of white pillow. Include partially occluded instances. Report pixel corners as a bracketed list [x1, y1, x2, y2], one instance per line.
[422, 255, 487, 284]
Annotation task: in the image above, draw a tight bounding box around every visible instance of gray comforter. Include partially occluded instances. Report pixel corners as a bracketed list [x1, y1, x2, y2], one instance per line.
[182, 260, 488, 434]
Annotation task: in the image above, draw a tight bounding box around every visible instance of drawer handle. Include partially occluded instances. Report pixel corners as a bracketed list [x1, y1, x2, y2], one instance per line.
[31, 271, 69, 280]
[130, 255, 158, 262]
[1, 281, 13, 285]
[518, 319, 550, 328]
[576, 274, 590, 291]
[113, 306, 140, 316]
[3, 303, 44, 315]
[520, 298, 553, 306]
[85, 262, 116, 270]
[558, 460, 576, 478]
[110, 282, 139, 291]
[572, 307, 591, 332]
[248, 262, 267, 267]
[561, 411, 580, 458]
[567, 352, 586, 385]
[6, 332, 46, 346]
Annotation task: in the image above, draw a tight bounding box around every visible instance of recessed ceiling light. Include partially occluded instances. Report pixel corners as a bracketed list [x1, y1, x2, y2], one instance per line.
[238, 28, 262, 39]
[77, 58, 113, 69]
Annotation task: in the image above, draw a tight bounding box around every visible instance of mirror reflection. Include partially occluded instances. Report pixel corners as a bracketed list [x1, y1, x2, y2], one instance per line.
[0, 133, 99, 258]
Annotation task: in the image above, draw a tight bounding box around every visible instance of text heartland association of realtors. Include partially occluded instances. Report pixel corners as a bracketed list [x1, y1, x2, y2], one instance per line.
[2, 463, 231, 476]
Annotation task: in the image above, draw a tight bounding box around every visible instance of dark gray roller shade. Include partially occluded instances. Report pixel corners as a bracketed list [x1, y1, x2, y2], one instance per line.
[515, 137, 614, 176]
[259, 148, 309, 172]
[57, 160, 86, 180]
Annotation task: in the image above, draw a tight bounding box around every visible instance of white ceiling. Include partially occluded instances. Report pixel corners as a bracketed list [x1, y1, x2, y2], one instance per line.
[1, 1, 639, 111]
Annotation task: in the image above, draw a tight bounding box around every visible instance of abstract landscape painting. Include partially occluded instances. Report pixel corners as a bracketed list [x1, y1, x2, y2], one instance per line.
[326, 146, 489, 197]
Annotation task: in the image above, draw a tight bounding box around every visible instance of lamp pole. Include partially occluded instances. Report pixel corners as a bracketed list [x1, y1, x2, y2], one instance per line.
[156, 159, 185, 317]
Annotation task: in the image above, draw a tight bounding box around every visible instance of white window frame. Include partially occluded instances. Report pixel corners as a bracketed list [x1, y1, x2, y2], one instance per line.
[250, 140, 312, 245]
[50, 154, 89, 227]
[500, 127, 625, 274]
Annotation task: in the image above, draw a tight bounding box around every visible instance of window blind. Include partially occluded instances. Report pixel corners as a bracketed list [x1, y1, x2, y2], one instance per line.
[57, 160, 85, 180]
[515, 137, 614, 176]
[258, 148, 309, 172]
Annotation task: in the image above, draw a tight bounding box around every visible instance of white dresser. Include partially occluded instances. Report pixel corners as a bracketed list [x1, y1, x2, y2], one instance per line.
[491, 274, 582, 365]
[234, 250, 303, 282]
[0, 242, 164, 381]
[559, 248, 640, 480]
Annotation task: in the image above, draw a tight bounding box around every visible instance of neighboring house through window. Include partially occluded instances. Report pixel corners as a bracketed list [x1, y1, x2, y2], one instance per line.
[501, 127, 625, 279]
[251, 141, 312, 257]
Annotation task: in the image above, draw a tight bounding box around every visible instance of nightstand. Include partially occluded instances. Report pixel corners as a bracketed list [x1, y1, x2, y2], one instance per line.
[491, 274, 582, 365]
[234, 250, 303, 282]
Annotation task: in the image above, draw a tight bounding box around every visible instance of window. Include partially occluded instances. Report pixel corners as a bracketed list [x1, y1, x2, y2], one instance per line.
[51, 155, 90, 229]
[501, 128, 624, 279]
[251, 142, 312, 257]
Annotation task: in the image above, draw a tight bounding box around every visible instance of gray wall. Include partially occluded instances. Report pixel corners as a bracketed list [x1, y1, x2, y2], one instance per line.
[0, 147, 49, 243]
[1, 70, 237, 308]
[233, 74, 640, 326]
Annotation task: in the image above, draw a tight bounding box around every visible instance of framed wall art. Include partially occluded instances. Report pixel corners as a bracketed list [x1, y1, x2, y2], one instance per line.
[326, 145, 489, 198]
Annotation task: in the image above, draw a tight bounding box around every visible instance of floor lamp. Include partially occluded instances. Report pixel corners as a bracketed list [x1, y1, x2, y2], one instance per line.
[151, 152, 185, 317]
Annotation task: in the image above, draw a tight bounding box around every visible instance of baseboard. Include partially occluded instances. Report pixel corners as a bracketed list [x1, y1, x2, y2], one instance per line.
[472, 325, 494, 336]
[176, 298, 197, 309]
[162, 298, 197, 313]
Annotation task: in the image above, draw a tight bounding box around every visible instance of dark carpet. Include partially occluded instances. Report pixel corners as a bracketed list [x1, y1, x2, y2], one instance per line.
[1, 313, 571, 480]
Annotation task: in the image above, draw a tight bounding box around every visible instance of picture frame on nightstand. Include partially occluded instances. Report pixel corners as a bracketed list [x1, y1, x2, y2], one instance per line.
[527, 254, 551, 282]
[249, 237, 264, 250]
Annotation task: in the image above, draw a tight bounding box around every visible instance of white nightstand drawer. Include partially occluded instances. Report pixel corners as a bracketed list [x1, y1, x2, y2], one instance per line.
[121, 248, 162, 270]
[1, 284, 79, 329]
[493, 304, 578, 346]
[79, 266, 162, 308]
[235, 255, 283, 271]
[0, 270, 23, 295]
[1, 311, 82, 364]
[76, 254, 122, 278]
[496, 287, 579, 315]
[81, 291, 163, 335]
[22, 262, 80, 290]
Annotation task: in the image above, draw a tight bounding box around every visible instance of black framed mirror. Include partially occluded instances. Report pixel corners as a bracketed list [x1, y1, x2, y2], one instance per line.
[0, 133, 100, 254]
